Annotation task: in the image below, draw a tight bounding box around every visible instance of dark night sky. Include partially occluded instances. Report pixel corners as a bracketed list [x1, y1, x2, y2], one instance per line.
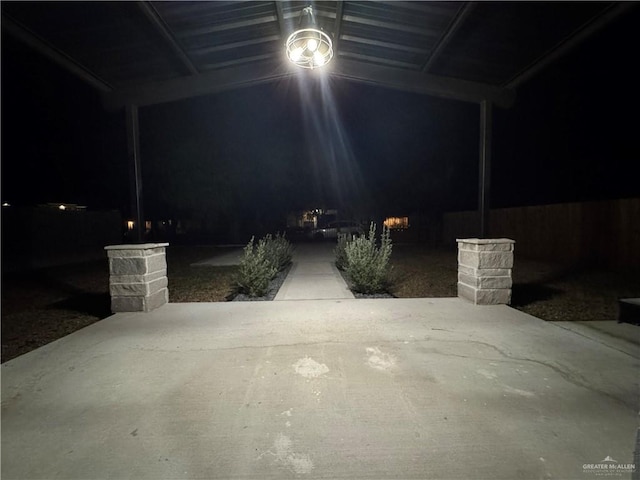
[2, 6, 638, 224]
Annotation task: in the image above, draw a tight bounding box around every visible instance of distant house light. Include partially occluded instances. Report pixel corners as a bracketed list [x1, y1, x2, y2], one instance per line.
[384, 216, 409, 230]
[127, 220, 135, 231]
[43, 203, 86, 211]
[2, 202, 10, 207]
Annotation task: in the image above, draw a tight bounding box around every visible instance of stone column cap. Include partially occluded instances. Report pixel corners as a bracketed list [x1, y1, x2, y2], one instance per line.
[104, 243, 169, 251]
[456, 238, 515, 244]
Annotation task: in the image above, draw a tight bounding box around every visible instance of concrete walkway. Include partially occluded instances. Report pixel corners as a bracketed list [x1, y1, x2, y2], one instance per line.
[190, 241, 354, 301]
[275, 242, 354, 301]
[2, 296, 639, 479]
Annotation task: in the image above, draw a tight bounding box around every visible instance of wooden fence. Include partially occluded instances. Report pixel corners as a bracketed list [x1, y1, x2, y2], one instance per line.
[442, 198, 640, 268]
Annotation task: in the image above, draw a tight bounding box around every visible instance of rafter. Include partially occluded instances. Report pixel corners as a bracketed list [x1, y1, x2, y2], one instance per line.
[503, 1, 636, 88]
[102, 56, 515, 111]
[331, 59, 515, 108]
[136, 1, 199, 75]
[421, 2, 476, 73]
[333, 1, 344, 54]
[102, 59, 295, 110]
[1, 12, 113, 93]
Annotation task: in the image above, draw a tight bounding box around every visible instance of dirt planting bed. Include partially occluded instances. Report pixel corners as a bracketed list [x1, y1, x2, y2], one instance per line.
[2, 244, 638, 362]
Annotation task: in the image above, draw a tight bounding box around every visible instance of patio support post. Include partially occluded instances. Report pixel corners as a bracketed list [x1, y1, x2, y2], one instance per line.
[478, 99, 492, 238]
[104, 243, 169, 312]
[126, 104, 144, 243]
[457, 238, 515, 305]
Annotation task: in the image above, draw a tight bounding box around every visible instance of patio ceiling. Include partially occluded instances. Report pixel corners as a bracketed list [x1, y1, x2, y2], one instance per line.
[2, 1, 635, 111]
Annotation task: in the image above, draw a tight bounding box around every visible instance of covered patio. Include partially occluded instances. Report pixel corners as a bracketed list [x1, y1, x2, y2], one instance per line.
[3, 240, 639, 479]
[2, 295, 638, 479]
[2, 2, 639, 478]
[2, 1, 636, 240]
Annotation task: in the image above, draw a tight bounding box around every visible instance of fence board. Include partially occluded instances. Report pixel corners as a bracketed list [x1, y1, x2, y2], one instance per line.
[443, 198, 640, 268]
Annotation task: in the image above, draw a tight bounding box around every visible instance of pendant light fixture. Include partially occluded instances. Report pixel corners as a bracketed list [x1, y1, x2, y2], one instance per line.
[286, 6, 333, 69]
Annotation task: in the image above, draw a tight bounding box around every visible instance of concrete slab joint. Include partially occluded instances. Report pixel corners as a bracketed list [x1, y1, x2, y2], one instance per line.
[104, 243, 169, 313]
[457, 238, 515, 305]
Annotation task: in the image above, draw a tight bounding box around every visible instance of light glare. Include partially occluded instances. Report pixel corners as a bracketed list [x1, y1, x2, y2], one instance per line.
[286, 28, 333, 69]
[291, 47, 304, 61]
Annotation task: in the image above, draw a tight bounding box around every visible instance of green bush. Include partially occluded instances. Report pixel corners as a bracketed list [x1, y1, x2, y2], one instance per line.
[263, 232, 293, 271]
[334, 232, 349, 271]
[235, 236, 278, 297]
[235, 233, 293, 297]
[344, 222, 393, 294]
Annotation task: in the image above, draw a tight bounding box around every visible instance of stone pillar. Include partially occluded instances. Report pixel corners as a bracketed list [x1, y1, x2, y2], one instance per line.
[457, 238, 515, 305]
[104, 243, 169, 313]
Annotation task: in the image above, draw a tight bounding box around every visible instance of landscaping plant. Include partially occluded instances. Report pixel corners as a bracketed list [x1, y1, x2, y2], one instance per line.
[334, 232, 349, 271]
[342, 222, 393, 294]
[235, 233, 292, 297]
[263, 232, 293, 271]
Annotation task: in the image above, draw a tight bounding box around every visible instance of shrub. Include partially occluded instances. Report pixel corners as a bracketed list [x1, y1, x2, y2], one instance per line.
[334, 232, 349, 271]
[235, 236, 278, 297]
[263, 232, 293, 272]
[344, 222, 393, 294]
[234, 233, 293, 298]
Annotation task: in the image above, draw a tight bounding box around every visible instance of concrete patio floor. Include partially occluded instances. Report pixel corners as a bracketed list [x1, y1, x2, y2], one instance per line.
[2, 297, 638, 479]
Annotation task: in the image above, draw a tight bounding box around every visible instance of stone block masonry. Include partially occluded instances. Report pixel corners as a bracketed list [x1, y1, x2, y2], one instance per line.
[457, 238, 515, 305]
[104, 243, 169, 312]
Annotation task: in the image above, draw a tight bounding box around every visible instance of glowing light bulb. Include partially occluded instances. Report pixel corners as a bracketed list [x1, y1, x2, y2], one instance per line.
[291, 46, 304, 62]
[313, 51, 326, 66]
[307, 38, 318, 51]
